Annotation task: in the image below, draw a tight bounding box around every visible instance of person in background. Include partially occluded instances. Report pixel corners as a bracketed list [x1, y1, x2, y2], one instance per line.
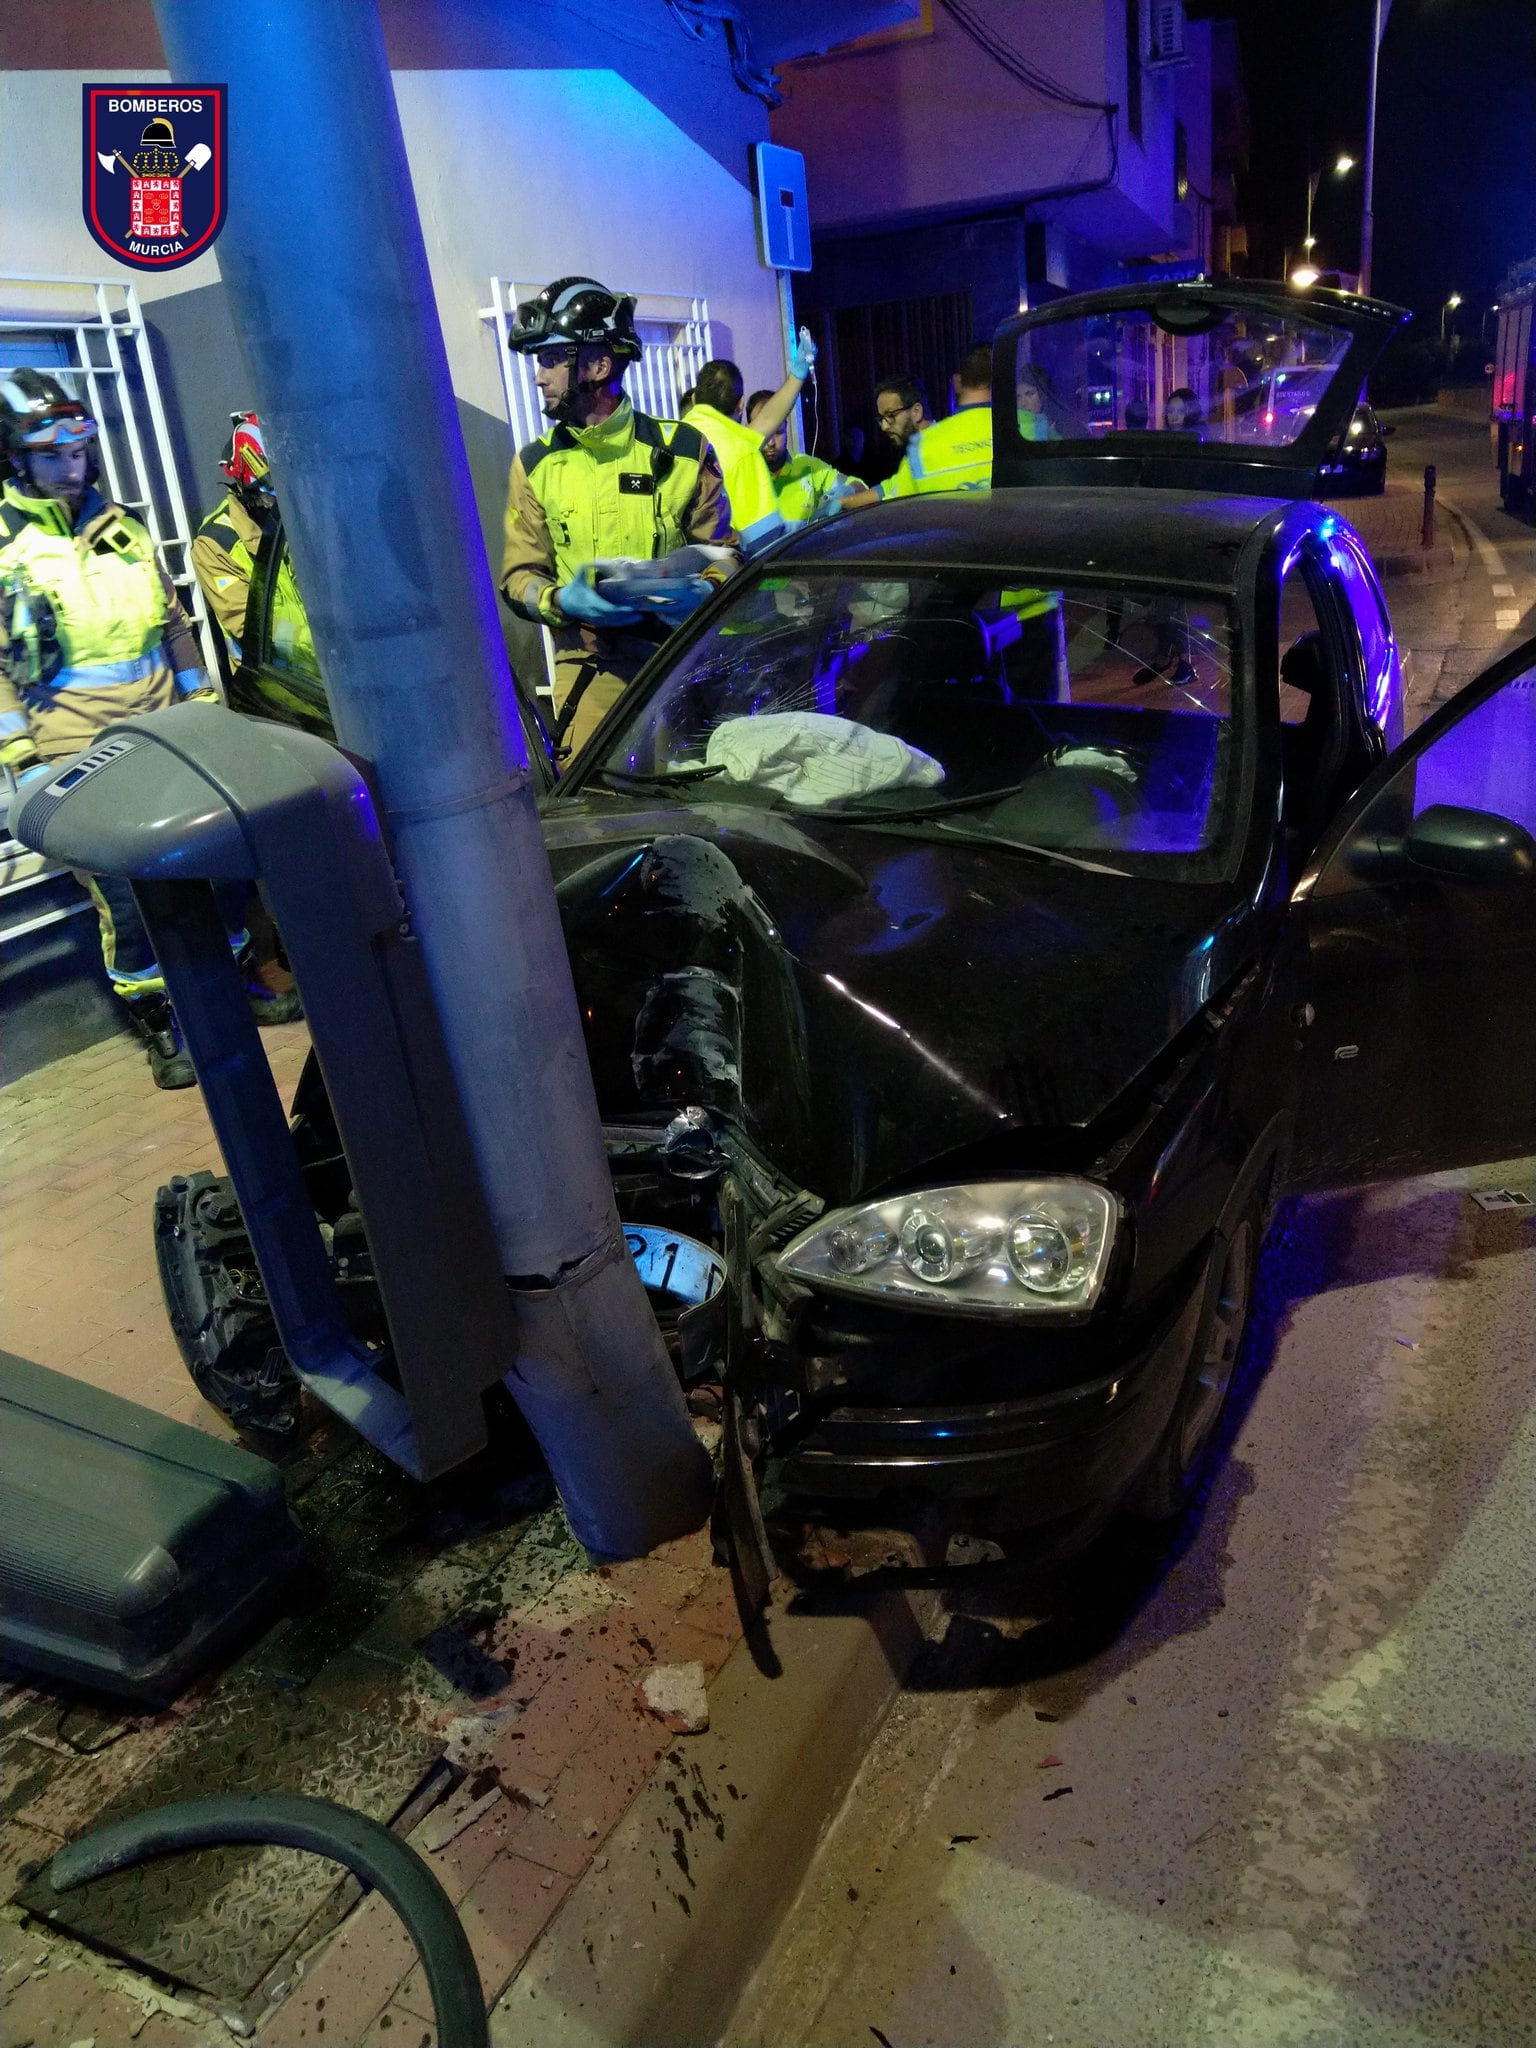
[845, 344, 994, 507]
[745, 387, 862, 524]
[873, 373, 931, 460]
[191, 412, 323, 728]
[500, 276, 738, 755]
[0, 372, 297, 1087]
[678, 384, 697, 417]
[1016, 364, 1059, 441]
[684, 335, 818, 551]
[1163, 387, 1203, 435]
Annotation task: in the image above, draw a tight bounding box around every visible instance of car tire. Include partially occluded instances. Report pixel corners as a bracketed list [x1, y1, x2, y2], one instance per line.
[1126, 1204, 1259, 1521]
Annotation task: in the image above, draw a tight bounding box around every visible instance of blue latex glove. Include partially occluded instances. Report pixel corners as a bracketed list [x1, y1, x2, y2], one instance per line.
[556, 566, 645, 628]
[789, 325, 818, 380]
[637, 575, 713, 620]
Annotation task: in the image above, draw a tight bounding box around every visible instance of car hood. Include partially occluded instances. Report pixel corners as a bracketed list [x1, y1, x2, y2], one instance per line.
[543, 798, 1250, 1204]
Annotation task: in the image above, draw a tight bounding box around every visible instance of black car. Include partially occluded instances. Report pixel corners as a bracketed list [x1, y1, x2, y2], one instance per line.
[1319, 402, 1390, 497]
[197, 284, 1536, 1559]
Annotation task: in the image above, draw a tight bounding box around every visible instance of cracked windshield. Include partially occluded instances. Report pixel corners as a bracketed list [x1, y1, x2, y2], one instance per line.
[1009, 301, 1354, 444]
[584, 569, 1239, 878]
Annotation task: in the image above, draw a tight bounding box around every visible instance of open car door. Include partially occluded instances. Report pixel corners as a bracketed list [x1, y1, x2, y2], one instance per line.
[236, 522, 558, 793]
[1287, 637, 1536, 1189]
[992, 281, 1409, 499]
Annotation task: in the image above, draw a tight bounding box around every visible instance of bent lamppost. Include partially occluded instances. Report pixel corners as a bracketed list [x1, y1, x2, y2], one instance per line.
[150, 0, 711, 1557]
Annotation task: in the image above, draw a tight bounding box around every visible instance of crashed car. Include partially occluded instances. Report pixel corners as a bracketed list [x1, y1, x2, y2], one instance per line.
[173, 283, 1536, 1555]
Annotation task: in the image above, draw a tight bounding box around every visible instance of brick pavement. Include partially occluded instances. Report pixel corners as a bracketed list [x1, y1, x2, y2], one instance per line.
[0, 1021, 740, 2047]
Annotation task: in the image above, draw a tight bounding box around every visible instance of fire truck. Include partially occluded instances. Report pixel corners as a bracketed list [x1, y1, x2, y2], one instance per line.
[1493, 257, 1536, 517]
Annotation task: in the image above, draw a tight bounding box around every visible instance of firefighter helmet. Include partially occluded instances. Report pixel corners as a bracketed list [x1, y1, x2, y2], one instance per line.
[508, 277, 642, 361]
[141, 117, 176, 147]
[0, 370, 98, 465]
[219, 412, 273, 497]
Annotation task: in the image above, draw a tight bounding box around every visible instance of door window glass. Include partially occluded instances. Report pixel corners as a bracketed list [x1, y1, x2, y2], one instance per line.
[1413, 664, 1536, 834]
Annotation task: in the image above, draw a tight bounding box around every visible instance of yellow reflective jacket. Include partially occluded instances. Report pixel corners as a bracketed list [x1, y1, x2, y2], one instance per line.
[0, 481, 209, 766]
[191, 494, 325, 731]
[880, 403, 993, 499]
[772, 453, 861, 524]
[685, 403, 782, 547]
[500, 399, 736, 634]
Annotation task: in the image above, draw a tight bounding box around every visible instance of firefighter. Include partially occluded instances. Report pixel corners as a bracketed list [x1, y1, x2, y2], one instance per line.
[500, 277, 739, 756]
[684, 334, 817, 550]
[191, 412, 324, 728]
[746, 388, 863, 524]
[0, 371, 298, 1088]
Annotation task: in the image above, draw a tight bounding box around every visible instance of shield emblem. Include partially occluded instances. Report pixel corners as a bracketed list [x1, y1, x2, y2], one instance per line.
[82, 84, 226, 272]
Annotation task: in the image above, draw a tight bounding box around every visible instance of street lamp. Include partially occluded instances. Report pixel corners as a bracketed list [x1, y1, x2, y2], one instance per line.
[1303, 154, 1358, 272]
[1291, 265, 1321, 289]
[1441, 291, 1462, 342]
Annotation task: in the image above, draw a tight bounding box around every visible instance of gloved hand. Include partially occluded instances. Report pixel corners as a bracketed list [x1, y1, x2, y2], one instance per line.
[812, 477, 861, 520]
[789, 325, 818, 380]
[632, 575, 713, 620]
[555, 565, 646, 628]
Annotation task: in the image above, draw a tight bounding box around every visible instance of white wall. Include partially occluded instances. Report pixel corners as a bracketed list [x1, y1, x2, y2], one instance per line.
[0, 64, 785, 434]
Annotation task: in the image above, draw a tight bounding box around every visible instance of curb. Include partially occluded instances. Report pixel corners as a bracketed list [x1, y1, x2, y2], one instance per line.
[489, 1581, 938, 2047]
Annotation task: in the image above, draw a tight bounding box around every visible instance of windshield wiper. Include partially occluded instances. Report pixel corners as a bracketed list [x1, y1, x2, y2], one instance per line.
[583, 764, 725, 793]
[837, 809, 1129, 876]
[837, 783, 1035, 825]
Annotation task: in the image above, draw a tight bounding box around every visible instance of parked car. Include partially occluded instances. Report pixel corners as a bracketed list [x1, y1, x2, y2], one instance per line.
[1319, 402, 1390, 497]
[171, 284, 1536, 1570]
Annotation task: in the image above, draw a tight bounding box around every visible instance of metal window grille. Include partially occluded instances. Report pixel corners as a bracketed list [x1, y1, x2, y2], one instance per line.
[0, 274, 220, 947]
[480, 281, 713, 700]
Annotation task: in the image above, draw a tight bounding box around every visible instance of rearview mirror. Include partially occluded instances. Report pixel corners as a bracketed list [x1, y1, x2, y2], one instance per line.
[1402, 803, 1536, 882]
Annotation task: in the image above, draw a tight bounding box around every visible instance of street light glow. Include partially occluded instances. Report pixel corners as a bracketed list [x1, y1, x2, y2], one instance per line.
[1447, 292, 1463, 309]
[1291, 265, 1321, 288]
[1334, 154, 1356, 175]
[1303, 234, 1317, 249]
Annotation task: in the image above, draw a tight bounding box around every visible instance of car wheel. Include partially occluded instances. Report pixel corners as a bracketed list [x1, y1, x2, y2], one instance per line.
[1127, 1206, 1258, 1521]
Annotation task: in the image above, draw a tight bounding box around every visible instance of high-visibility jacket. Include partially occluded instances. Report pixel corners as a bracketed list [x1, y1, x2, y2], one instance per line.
[0, 480, 211, 768]
[192, 492, 312, 669]
[684, 403, 782, 548]
[879, 402, 993, 500]
[772, 453, 861, 524]
[500, 398, 737, 634]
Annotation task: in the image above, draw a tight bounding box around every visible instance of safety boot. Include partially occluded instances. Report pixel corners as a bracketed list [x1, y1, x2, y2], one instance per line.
[125, 993, 196, 1090]
[237, 946, 305, 1026]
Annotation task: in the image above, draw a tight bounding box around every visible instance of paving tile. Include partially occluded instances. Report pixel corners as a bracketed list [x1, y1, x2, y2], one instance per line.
[395, 1850, 572, 2014]
[501, 1695, 668, 1880]
[361, 1996, 439, 2046]
[491, 1645, 625, 1782]
[258, 1891, 417, 2046]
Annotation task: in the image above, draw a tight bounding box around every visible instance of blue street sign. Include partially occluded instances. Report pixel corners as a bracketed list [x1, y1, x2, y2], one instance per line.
[754, 142, 811, 273]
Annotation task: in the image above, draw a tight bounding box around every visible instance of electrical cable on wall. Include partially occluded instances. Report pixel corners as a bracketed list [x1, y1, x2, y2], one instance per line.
[937, 0, 1118, 187]
[665, 1, 782, 106]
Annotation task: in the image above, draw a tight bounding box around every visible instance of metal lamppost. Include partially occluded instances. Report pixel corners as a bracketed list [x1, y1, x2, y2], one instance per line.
[1359, 0, 1392, 295]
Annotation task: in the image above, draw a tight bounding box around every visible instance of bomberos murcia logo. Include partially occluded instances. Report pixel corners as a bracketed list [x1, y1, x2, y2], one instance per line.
[82, 86, 227, 270]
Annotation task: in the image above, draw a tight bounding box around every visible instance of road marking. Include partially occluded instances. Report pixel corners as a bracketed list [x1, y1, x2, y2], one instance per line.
[1496, 609, 1523, 631]
[1448, 498, 1509, 581]
[1492, 581, 1516, 598]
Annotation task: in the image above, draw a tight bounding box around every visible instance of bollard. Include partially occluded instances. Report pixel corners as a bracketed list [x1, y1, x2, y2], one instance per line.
[1422, 463, 1437, 550]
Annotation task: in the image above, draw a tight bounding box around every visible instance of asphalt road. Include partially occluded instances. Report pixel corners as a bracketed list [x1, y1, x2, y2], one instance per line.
[726, 395, 1536, 2048]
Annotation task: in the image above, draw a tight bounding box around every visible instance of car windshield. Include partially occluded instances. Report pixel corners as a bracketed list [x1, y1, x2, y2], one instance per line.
[576, 568, 1243, 880]
[1008, 302, 1353, 447]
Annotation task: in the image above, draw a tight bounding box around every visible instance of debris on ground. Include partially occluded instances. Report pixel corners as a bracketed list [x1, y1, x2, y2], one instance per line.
[947, 1834, 979, 1849]
[1038, 1754, 1064, 1768]
[637, 1662, 710, 1734]
[1469, 1187, 1533, 1211]
[509, 1782, 553, 1808]
[1042, 1785, 1074, 1801]
[422, 1777, 505, 1852]
[440, 1706, 521, 1772]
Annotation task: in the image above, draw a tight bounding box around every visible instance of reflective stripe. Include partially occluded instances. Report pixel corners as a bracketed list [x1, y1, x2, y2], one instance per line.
[0, 709, 29, 736]
[173, 668, 211, 696]
[47, 653, 158, 689]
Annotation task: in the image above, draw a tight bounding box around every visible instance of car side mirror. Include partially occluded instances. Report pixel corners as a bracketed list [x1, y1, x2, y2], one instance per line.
[1402, 802, 1536, 881]
[1381, 423, 1397, 436]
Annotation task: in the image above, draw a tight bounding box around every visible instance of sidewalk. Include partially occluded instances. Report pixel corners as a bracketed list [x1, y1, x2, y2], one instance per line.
[0, 1024, 740, 2047]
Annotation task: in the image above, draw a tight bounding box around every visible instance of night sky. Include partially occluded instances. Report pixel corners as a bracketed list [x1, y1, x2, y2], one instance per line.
[1191, 0, 1536, 339]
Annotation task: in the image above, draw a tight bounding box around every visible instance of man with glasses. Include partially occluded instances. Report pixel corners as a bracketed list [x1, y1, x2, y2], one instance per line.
[500, 277, 738, 756]
[873, 373, 932, 458]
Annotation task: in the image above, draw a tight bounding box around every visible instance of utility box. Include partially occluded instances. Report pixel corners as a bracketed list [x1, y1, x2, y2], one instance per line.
[16, 705, 520, 1481]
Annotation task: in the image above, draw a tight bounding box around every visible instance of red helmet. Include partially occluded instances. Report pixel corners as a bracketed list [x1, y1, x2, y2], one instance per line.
[219, 412, 271, 493]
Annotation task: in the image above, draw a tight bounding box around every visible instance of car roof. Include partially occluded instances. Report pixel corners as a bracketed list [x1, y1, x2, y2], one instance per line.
[773, 488, 1306, 596]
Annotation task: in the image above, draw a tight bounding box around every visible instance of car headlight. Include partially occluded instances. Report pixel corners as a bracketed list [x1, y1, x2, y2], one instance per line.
[777, 1179, 1119, 1316]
